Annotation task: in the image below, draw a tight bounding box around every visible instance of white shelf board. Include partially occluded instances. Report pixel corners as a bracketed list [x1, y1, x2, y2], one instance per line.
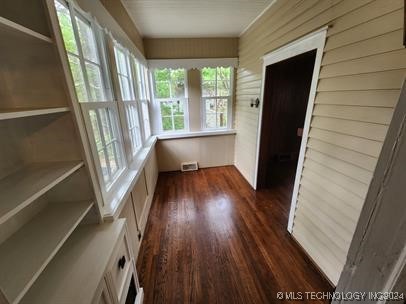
[20, 220, 126, 304]
[0, 16, 53, 44]
[0, 161, 84, 225]
[0, 201, 93, 304]
[0, 107, 70, 121]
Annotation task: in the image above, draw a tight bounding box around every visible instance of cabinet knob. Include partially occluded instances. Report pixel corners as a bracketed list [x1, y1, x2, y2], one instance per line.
[118, 255, 126, 269]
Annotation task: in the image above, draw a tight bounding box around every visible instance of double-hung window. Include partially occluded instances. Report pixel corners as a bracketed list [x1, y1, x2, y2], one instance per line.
[113, 43, 142, 158]
[201, 67, 233, 129]
[152, 68, 188, 132]
[134, 61, 152, 139]
[55, 0, 125, 189]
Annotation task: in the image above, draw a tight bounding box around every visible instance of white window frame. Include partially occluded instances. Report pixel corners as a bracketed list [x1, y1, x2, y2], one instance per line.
[151, 68, 189, 133]
[133, 59, 152, 140]
[112, 42, 143, 161]
[55, 0, 127, 195]
[200, 67, 233, 130]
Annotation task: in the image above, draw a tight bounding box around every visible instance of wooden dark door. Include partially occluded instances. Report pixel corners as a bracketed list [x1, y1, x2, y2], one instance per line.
[257, 50, 316, 189]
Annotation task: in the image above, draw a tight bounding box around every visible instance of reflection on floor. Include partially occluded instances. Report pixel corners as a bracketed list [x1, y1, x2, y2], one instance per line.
[136, 166, 333, 304]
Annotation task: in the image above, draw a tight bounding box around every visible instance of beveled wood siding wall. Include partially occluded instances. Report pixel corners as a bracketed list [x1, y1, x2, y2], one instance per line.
[143, 38, 238, 59]
[235, 0, 406, 285]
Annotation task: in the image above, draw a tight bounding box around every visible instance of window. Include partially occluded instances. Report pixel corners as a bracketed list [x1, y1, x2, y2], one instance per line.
[201, 67, 232, 129]
[113, 43, 142, 156]
[152, 68, 188, 132]
[141, 100, 151, 139]
[55, 0, 125, 189]
[134, 60, 152, 139]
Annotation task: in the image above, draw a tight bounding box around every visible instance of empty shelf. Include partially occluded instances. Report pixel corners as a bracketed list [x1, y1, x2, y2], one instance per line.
[0, 107, 70, 121]
[0, 161, 84, 225]
[20, 220, 126, 304]
[0, 16, 52, 44]
[0, 201, 93, 304]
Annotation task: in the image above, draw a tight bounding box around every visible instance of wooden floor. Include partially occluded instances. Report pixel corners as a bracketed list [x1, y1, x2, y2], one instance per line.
[136, 166, 333, 304]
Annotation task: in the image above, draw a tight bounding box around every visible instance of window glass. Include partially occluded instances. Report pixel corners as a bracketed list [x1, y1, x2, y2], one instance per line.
[55, 0, 125, 192]
[153, 68, 187, 132]
[201, 67, 232, 129]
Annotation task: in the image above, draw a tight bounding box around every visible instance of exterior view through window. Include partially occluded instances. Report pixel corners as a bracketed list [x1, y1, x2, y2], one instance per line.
[55, 0, 125, 189]
[152, 68, 187, 132]
[201, 67, 232, 129]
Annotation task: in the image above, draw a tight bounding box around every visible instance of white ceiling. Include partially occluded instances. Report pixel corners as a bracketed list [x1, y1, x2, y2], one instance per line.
[122, 0, 274, 38]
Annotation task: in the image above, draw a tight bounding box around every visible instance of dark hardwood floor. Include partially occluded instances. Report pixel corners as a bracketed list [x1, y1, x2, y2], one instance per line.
[136, 166, 333, 304]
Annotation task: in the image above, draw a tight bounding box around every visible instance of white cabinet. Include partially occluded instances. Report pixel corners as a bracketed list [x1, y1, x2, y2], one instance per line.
[20, 220, 143, 304]
[93, 280, 114, 304]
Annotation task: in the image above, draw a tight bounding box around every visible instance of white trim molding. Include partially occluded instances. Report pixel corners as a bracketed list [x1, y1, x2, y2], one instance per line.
[157, 129, 236, 140]
[148, 58, 238, 70]
[253, 27, 328, 233]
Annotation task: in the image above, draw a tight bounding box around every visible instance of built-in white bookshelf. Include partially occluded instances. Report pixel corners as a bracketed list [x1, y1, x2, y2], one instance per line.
[0, 1, 100, 303]
[0, 16, 53, 44]
[0, 107, 70, 121]
[0, 161, 83, 225]
[20, 221, 126, 304]
[0, 201, 93, 303]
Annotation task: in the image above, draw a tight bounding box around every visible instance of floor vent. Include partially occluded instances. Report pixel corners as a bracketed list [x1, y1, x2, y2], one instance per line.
[181, 161, 198, 172]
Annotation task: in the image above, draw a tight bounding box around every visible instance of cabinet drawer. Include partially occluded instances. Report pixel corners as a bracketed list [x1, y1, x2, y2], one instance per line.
[108, 232, 132, 302]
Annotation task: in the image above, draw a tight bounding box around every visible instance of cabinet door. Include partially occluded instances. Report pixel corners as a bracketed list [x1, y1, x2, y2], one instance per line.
[92, 279, 115, 304]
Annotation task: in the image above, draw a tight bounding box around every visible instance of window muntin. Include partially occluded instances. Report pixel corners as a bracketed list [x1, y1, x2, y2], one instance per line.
[114, 46, 135, 101]
[141, 100, 151, 139]
[201, 67, 232, 129]
[89, 107, 123, 185]
[55, 0, 126, 191]
[113, 43, 143, 156]
[152, 68, 187, 132]
[124, 103, 142, 156]
[56, 0, 109, 102]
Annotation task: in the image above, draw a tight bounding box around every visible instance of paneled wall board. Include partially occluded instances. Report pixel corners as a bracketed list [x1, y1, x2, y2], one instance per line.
[157, 135, 235, 172]
[143, 38, 238, 59]
[235, 0, 406, 285]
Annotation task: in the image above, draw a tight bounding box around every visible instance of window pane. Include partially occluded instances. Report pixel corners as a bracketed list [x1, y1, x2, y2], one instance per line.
[160, 101, 172, 116]
[115, 48, 127, 75]
[154, 69, 170, 98]
[174, 116, 184, 130]
[107, 143, 118, 176]
[141, 101, 151, 139]
[205, 99, 217, 129]
[75, 16, 99, 63]
[99, 108, 114, 144]
[217, 98, 228, 128]
[217, 67, 231, 81]
[89, 110, 102, 150]
[205, 99, 216, 114]
[205, 114, 216, 128]
[201, 67, 216, 81]
[170, 69, 185, 98]
[98, 150, 109, 183]
[217, 80, 230, 96]
[154, 68, 170, 81]
[202, 81, 216, 97]
[155, 81, 170, 98]
[119, 75, 132, 101]
[126, 104, 142, 154]
[85, 62, 106, 101]
[55, 1, 78, 55]
[162, 117, 173, 131]
[172, 100, 184, 115]
[68, 55, 88, 102]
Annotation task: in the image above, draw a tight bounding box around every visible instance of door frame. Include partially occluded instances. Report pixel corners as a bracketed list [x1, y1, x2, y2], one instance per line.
[253, 27, 327, 233]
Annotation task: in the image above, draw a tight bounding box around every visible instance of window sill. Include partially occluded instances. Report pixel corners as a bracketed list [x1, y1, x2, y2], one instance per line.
[157, 129, 236, 140]
[102, 136, 157, 220]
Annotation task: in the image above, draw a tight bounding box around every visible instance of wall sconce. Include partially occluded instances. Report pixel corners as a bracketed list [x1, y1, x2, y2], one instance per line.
[250, 98, 260, 108]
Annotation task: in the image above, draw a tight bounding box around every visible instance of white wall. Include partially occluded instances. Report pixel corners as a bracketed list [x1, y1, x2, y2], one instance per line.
[156, 135, 235, 172]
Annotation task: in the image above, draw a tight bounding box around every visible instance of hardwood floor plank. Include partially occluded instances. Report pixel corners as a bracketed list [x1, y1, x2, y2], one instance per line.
[137, 166, 333, 304]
